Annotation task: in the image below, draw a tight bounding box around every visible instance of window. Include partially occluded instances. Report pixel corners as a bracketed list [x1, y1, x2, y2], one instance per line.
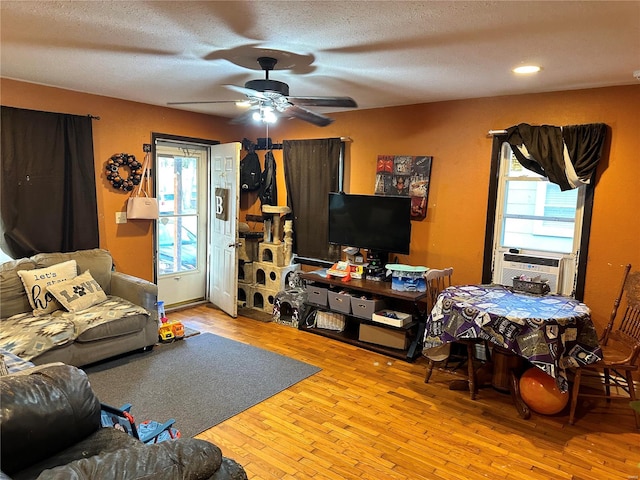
[157, 217, 198, 274]
[484, 140, 593, 299]
[498, 148, 583, 254]
[156, 149, 202, 276]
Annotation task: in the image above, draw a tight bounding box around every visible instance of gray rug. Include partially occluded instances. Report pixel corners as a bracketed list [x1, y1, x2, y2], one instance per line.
[84, 333, 320, 437]
[182, 325, 200, 338]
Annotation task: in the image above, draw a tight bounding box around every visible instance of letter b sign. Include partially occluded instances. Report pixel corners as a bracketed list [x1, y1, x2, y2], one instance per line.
[214, 188, 229, 221]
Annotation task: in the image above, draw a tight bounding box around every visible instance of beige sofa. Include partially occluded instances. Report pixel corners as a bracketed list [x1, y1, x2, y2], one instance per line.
[0, 248, 158, 367]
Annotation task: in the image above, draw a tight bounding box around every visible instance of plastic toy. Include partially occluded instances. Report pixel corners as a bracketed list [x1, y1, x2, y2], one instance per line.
[158, 324, 175, 342]
[101, 403, 180, 444]
[169, 321, 184, 339]
[158, 321, 184, 342]
[156, 301, 184, 342]
[157, 300, 168, 323]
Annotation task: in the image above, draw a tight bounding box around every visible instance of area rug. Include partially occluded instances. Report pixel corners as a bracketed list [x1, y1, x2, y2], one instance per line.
[182, 325, 200, 338]
[84, 333, 320, 437]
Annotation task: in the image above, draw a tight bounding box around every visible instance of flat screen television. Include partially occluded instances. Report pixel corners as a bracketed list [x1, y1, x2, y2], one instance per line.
[328, 193, 412, 256]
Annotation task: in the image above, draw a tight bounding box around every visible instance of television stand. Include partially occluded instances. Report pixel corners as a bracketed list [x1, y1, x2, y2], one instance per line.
[299, 272, 428, 361]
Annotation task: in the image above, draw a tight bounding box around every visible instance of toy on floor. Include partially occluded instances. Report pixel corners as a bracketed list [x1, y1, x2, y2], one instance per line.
[158, 319, 184, 342]
[101, 403, 180, 444]
[157, 301, 184, 342]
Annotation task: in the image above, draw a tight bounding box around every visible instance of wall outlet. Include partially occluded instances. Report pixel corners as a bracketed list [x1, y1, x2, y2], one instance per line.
[115, 212, 127, 224]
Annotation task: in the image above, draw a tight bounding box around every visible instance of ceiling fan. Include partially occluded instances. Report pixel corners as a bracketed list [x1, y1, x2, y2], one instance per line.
[168, 57, 357, 127]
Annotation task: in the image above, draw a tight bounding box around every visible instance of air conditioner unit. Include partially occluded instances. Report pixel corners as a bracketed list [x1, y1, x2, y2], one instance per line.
[499, 253, 562, 294]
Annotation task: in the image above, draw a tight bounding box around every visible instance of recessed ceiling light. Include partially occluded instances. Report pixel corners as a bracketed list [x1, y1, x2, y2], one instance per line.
[513, 65, 542, 74]
[235, 100, 252, 108]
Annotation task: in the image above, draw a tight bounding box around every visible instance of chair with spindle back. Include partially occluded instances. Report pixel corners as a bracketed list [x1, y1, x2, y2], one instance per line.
[422, 268, 467, 383]
[425, 267, 453, 311]
[422, 268, 488, 399]
[569, 264, 640, 429]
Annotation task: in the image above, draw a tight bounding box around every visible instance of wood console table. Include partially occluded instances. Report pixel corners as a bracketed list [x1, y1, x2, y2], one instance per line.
[300, 271, 428, 361]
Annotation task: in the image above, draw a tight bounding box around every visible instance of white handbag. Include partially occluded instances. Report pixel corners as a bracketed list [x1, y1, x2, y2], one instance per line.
[127, 153, 159, 220]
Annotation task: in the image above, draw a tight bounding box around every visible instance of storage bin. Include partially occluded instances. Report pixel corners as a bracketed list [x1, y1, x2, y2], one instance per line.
[359, 323, 409, 350]
[350, 295, 386, 319]
[385, 263, 428, 292]
[328, 290, 352, 314]
[314, 311, 346, 332]
[306, 285, 328, 307]
[371, 309, 412, 327]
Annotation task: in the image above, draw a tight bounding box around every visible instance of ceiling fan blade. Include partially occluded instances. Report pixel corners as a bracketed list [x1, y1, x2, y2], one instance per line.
[282, 104, 334, 127]
[223, 84, 269, 100]
[286, 96, 358, 108]
[167, 100, 240, 105]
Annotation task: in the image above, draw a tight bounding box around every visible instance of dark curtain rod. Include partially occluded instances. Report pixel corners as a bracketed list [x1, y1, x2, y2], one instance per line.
[242, 136, 352, 151]
[88, 114, 100, 120]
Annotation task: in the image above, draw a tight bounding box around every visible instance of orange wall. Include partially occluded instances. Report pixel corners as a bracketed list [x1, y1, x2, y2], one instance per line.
[2, 78, 639, 333]
[1, 78, 240, 280]
[269, 86, 640, 333]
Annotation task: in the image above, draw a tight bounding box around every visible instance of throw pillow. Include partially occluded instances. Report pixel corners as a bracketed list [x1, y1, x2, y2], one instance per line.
[17, 260, 78, 316]
[47, 270, 108, 313]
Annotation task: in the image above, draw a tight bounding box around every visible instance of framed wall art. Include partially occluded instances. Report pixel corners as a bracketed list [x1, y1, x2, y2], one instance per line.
[374, 155, 432, 220]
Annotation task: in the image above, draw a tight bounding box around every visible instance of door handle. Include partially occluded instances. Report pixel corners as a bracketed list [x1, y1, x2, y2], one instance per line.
[228, 242, 242, 248]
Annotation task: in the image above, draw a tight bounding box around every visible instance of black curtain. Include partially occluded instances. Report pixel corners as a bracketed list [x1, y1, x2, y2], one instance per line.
[283, 138, 342, 262]
[505, 123, 608, 191]
[1, 106, 99, 258]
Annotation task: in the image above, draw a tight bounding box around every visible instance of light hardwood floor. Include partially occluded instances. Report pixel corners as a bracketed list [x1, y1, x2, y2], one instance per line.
[170, 305, 640, 480]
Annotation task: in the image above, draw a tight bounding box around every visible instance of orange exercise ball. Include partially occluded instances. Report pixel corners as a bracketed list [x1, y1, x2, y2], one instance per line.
[519, 367, 569, 415]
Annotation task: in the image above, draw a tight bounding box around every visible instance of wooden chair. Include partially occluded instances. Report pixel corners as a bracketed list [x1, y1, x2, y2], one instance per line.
[424, 267, 453, 311]
[569, 264, 640, 429]
[423, 268, 478, 390]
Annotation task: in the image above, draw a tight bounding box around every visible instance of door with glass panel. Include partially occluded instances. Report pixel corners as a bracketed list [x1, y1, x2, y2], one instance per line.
[155, 141, 208, 307]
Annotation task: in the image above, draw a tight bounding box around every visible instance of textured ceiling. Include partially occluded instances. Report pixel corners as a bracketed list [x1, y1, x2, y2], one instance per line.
[1, 1, 639, 122]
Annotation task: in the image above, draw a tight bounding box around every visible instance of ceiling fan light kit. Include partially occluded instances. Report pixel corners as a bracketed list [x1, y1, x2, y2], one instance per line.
[169, 56, 357, 127]
[253, 106, 277, 124]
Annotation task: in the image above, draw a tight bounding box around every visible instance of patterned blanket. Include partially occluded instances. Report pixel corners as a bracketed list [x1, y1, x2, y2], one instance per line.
[0, 296, 148, 361]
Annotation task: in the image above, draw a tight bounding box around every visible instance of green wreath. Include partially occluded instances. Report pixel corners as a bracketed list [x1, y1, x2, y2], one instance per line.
[105, 153, 142, 191]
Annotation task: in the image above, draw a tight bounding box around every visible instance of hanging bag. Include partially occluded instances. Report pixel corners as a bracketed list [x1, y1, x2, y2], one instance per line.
[127, 152, 159, 220]
[240, 151, 262, 191]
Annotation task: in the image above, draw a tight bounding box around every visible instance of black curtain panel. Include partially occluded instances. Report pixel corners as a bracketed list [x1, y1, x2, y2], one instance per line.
[0, 106, 99, 258]
[283, 138, 342, 262]
[505, 123, 608, 191]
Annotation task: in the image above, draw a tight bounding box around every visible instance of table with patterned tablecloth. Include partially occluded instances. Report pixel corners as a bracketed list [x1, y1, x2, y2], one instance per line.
[423, 284, 602, 393]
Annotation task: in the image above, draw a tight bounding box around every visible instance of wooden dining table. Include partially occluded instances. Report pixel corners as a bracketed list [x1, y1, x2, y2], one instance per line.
[423, 284, 603, 418]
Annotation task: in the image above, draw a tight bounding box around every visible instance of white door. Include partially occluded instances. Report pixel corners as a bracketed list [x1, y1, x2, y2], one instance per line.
[208, 142, 241, 317]
[156, 142, 208, 307]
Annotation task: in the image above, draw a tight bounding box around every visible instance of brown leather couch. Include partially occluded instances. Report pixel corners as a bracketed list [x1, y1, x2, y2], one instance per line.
[0, 364, 247, 480]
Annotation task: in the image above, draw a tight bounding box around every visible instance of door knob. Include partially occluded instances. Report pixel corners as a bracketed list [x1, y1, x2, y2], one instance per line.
[228, 242, 242, 248]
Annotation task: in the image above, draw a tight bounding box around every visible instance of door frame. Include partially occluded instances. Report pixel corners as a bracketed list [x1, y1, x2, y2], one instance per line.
[151, 133, 220, 306]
